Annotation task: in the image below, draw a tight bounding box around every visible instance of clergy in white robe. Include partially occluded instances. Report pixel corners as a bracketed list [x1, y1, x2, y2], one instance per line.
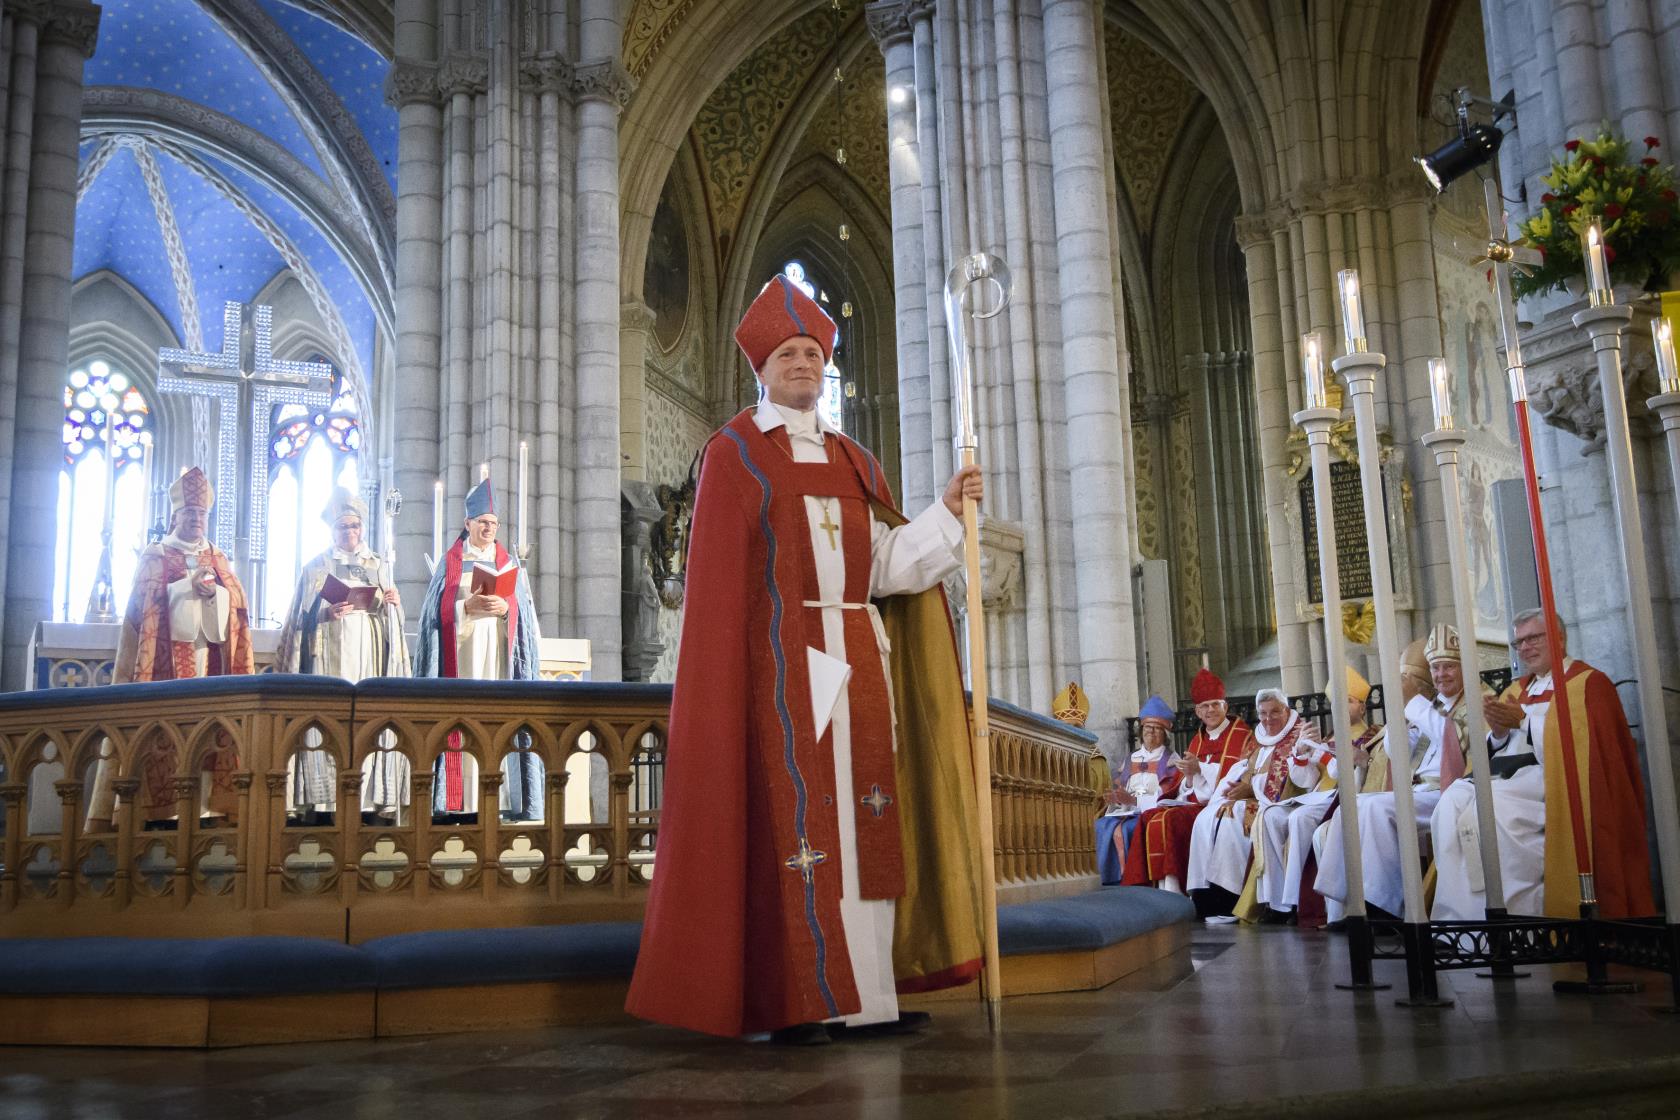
[1430, 608, 1653, 920]
[275, 487, 413, 824]
[415, 478, 544, 823]
[1187, 689, 1308, 910]
[1317, 624, 1471, 918]
[1253, 667, 1373, 914]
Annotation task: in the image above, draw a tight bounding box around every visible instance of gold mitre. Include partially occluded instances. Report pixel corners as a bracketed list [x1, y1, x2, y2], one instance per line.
[1053, 681, 1090, 727]
[1400, 636, 1432, 694]
[169, 466, 214, 513]
[1423, 622, 1461, 664]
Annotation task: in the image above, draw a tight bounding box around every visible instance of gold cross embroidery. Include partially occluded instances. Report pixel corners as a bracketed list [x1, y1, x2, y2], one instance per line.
[817, 501, 840, 550]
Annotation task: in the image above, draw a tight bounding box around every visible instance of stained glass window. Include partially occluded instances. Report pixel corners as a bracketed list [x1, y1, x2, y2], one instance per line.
[53, 360, 153, 621]
[263, 364, 361, 624]
[781, 261, 846, 432]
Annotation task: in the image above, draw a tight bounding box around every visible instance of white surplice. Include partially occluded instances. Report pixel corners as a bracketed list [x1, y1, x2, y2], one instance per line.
[1430, 667, 1566, 919]
[1316, 693, 1458, 916]
[1187, 712, 1302, 895]
[162, 533, 231, 677]
[1254, 741, 1333, 911]
[755, 398, 963, 1027]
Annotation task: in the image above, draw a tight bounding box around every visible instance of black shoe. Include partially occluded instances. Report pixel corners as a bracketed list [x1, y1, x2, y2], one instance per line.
[828, 1011, 932, 1040]
[770, 1022, 832, 1046]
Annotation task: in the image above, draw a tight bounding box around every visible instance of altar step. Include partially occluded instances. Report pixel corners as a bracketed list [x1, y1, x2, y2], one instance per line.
[0, 887, 1193, 1047]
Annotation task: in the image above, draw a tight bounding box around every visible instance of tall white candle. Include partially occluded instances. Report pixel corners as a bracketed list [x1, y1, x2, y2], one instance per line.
[1582, 220, 1612, 298]
[479, 461, 490, 483]
[1429, 358, 1455, 431]
[1337, 269, 1367, 354]
[1654, 318, 1680, 395]
[432, 478, 444, 560]
[1301, 332, 1327, 409]
[517, 440, 529, 553]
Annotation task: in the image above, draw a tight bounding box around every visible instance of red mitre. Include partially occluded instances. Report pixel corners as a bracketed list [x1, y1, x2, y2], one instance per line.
[1189, 668, 1225, 704]
[734, 275, 838, 371]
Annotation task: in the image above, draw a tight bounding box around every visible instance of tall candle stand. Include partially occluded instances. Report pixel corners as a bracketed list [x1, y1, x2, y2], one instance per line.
[1641, 316, 1680, 1010]
[1419, 361, 1523, 980]
[1295, 330, 1388, 992]
[1333, 269, 1449, 1007]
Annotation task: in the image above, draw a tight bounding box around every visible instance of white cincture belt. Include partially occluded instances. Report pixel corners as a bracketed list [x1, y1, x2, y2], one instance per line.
[801, 599, 891, 656]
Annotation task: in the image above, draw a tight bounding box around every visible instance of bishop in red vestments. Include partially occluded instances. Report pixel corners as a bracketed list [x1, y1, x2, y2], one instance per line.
[627, 277, 986, 1041]
[1121, 668, 1252, 892]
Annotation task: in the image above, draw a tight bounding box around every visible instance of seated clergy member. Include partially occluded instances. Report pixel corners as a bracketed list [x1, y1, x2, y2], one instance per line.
[1097, 696, 1181, 884]
[275, 487, 412, 824]
[1316, 624, 1472, 919]
[1252, 667, 1377, 920]
[1121, 669, 1252, 894]
[628, 275, 985, 1043]
[415, 478, 543, 823]
[1186, 688, 1309, 919]
[86, 467, 253, 833]
[1431, 609, 1653, 920]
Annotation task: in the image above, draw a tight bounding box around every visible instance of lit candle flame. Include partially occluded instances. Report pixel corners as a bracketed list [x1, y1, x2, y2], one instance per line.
[1301, 332, 1327, 410]
[1337, 269, 1367, 354]
[1429, 358, 1455, 431]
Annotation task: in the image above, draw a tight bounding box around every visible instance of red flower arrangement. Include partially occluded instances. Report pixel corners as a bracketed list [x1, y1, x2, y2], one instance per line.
[1514, 129, 1680, 298]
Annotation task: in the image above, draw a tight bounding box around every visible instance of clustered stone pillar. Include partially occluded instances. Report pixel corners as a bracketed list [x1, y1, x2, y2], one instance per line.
[868, 0, 1139, 757]
[384, 0, 630, 679]
[0, 0, 100, 691]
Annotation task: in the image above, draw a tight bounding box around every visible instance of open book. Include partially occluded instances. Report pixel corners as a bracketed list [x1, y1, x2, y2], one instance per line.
[470, 559, 520, 599]
[321, 572, 379, 612]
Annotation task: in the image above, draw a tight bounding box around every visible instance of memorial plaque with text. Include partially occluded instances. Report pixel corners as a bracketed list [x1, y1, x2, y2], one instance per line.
[1299, 461, 1392, 604]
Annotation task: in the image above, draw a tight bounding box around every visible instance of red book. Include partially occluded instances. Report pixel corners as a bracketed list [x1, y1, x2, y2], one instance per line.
[471, 561, 519, 599]
[321, 572, 379, 612]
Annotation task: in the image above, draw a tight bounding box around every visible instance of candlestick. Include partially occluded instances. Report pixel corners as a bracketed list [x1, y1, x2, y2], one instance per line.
[517, 440, 529, 554]
[1301, 332, 1328, 409]
[1293, 397, 1385, 991]
[1583, 221, 1613, 306]
[1337, 269, 1367, 354]
[1428, 358, 1455, 431]
[1654, 318, 1679, 395]
[1334, 345, 1448, 1006]
[432, 478, 444, 564]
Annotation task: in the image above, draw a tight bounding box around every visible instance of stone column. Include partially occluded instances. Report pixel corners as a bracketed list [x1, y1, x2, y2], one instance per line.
[570, 0, 632, 680]
[1, 0, 98, 690]
[385, 0, 443, 619]
[1235, 216, 1314, 691]
[1040, 0, 1136, 755]
[619, 300, 654, 485]
[867, 2, 933, 512]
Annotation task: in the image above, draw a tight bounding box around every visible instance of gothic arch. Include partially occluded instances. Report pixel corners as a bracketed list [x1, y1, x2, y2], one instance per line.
[195, 0, 397, 262]
[619, 0, 833, 296]
[81, 87, 395, 340]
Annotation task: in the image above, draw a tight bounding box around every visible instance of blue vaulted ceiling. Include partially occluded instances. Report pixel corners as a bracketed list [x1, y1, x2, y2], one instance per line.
[76, 0, 395, 388]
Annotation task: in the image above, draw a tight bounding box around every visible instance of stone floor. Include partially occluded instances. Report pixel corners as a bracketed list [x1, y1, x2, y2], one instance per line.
[4, 925, 1680, 1119]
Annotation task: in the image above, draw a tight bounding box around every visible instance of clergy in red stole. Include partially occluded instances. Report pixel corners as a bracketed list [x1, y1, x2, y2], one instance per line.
[1121, 668, 1252, 893]
[87, 466, 252, 832]
[1431, 608, 1653, 920]
[627, 276, 986, 1042]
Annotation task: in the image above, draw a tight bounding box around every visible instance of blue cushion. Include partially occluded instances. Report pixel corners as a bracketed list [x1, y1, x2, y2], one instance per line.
[362, 922, 643, 990]
[997, 886, 1195, 957]
[0, 936, 375, 997]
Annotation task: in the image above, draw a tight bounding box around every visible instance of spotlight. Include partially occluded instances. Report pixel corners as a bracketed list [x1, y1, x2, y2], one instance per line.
[1415, 123, 1504, 193]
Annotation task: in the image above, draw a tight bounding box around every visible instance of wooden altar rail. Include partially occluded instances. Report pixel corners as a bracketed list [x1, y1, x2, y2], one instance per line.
[0, 677, 1105, 940]
[985, 698, 1107, 905]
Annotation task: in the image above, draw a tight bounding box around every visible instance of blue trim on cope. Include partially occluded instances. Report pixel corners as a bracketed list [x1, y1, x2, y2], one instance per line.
[717, 426, 839, 1018]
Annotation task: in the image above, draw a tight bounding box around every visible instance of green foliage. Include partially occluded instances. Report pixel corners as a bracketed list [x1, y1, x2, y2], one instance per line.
[1513, 130, 1680, 299]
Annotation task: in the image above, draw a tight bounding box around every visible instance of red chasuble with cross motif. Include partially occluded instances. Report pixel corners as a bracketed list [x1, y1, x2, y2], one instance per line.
[627, 411, 983, 1037]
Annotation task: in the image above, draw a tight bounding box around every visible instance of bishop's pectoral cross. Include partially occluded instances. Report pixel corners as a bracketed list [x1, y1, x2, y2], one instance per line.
[817, 501, 840, 551]
[157, 301, 335, 609]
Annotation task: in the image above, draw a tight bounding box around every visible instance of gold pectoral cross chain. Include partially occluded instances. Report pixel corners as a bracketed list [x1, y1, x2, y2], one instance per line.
[818, 500, 840, 551]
